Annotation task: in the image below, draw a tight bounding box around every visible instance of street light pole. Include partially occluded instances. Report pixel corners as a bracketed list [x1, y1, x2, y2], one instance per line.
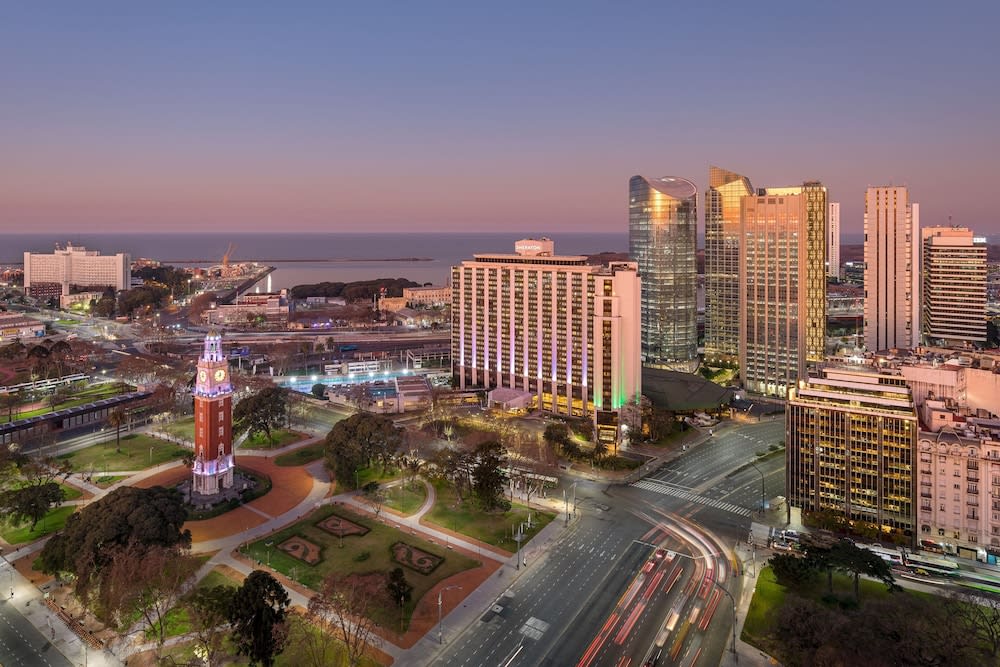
[714, 581, 739, 662]
[437, 585, 462, 644]
[748, 460, 765, 514]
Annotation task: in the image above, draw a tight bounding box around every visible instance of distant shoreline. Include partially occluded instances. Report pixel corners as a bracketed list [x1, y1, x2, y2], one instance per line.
[160, 257, 435, 264]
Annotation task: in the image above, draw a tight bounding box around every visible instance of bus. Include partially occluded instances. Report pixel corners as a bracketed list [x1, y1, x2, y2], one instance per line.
[904, 552, 961, 577]
[857, 544, 904, 566]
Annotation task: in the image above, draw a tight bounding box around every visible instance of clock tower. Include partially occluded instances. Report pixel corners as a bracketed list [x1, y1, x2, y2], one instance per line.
[192, 331, 235, 495]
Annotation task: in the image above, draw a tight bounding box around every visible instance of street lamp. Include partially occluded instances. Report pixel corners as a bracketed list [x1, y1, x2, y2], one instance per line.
[437, 585, 462, 644]
[748, 459, 765, 514]
[0, 547, 12, 598]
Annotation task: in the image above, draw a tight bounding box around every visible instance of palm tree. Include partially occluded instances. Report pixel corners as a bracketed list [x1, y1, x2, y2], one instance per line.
[107, 408, 126, 453]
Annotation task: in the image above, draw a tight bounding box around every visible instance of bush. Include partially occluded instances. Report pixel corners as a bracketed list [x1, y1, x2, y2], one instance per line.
[354, 551, 370, 562]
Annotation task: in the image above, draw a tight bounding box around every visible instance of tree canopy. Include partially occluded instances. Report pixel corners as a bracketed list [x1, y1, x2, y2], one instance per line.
[229, 570, 290, 667]
[39, 485, 191, 600]
[324, 412, 403, 487]
[234, 386, 288, 444]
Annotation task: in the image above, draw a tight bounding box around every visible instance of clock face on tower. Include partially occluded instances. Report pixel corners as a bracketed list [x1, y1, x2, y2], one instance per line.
[215, 369, 228, 382]
[198, 370, 207, 383]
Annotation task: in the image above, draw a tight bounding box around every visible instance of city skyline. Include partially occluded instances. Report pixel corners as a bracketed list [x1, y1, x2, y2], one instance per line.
[2, 4, 997, 235]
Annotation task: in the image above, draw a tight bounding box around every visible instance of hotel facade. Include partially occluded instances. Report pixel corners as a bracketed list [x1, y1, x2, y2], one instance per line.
[451, 238, 641, 434]
[24, 244, 131, 298]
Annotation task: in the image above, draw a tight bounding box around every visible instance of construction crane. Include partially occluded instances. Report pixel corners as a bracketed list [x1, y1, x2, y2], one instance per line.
[222, 243, 236, 270]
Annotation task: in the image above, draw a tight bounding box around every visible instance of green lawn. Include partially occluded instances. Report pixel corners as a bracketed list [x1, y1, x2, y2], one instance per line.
[153, 567, 241, 640]
[383, 480, 428, 516]
[0, 505, 76, 544]
[274, 442, 325, 467]
[162, 417, 195, 441]
[240, 429, 308, 450]
[423, 478, 555, 550]
[59, 482, 83, 501]
[0, 383, 125, 423]
[159, 615, 380, 667]
[57, 434, 188, 472]
[244, 504, 479, 630]
[742, 565, 927, 656]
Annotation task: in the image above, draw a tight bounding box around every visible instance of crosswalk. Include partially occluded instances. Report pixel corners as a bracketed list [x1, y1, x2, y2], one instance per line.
[631, 478, 752, 517]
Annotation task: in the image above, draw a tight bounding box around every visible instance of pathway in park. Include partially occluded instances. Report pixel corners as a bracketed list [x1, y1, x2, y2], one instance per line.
[6, 426, 580, 666]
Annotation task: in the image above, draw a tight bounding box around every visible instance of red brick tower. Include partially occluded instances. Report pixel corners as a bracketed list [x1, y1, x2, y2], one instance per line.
[192, 331, 235, 495]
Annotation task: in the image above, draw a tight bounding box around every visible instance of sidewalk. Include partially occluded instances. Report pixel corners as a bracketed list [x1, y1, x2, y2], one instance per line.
[729, 543, 780, 667]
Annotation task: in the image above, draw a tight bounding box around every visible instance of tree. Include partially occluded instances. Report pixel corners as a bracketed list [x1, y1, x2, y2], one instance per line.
[362, 481, 386, 519]
[947, 590, 1000, 660]
[386, 567, 412, 606]
[229, 570, 290, 667]
[234, 387, 288, 444]
[107, 408, 127, 453]
[38, 485, 191, 603]
[100, 542, 199, 650]
[324, 412, 403, 486]
[768, 553, 817, 589]
[471, 440, 509, 511]
[184, 585, 235, 667]
[543, 423, 569, 450]
[310, 571, 388, 667]
[0, 482, 64, 530]
[310, 383, 327, 399]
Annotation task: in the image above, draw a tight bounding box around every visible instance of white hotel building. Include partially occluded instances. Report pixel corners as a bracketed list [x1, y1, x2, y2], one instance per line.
[451, 238, 641, 439]
[24, 244, 131, 297]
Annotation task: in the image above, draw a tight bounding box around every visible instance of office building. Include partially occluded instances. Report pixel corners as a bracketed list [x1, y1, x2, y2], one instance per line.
[23, 243, 131, 298]
[864, 186, 919, 351]
[787, 367, 918, 539]
[629, 176, 698, 371]
[828, 202, 841, 279]
[739, 182, 827, 397]
[705, 166, 754, 367]
[921, 226, 987, 347]
[451, 238, 641, 439]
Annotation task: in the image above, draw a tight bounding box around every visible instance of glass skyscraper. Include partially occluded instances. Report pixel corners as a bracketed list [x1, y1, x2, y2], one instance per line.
[705, 166, 754, 367]
[628, 176, 698, 371]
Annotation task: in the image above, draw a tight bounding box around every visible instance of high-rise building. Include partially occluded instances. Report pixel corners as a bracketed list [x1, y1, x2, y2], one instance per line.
[705, 166, 754, 367]
[738, 182, 827, 397]
[864, 186, 920, 351]
[23, 243, 131, 298]
[827, 202, 841, 279]
[629, 176, 698, 371]
[787, 367, 918, 540]
[921, 226, 987, 347]
[451, 238, 641, 439]
[192, 332, 235, 495]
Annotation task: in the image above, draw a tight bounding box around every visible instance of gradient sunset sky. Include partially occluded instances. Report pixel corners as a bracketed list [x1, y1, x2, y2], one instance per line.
[2, 3, 997, 236]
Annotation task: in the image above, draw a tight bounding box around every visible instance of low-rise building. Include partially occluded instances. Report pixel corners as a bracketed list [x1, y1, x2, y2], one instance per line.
[0, 313, 46, 343]
[403, 285, 451, 307]
[203, 290, 290, 327]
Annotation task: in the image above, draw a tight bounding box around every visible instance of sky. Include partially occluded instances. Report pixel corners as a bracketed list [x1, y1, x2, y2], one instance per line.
[2, 2, 998, 236]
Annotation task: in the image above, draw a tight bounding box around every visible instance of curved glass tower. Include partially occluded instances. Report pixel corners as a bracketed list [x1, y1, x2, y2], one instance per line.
[628, 176, 698, 372]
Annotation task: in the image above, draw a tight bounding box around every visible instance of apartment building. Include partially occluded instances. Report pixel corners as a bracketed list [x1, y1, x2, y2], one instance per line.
[921, 226, 987, 347]
[864, 186, 920, 351]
